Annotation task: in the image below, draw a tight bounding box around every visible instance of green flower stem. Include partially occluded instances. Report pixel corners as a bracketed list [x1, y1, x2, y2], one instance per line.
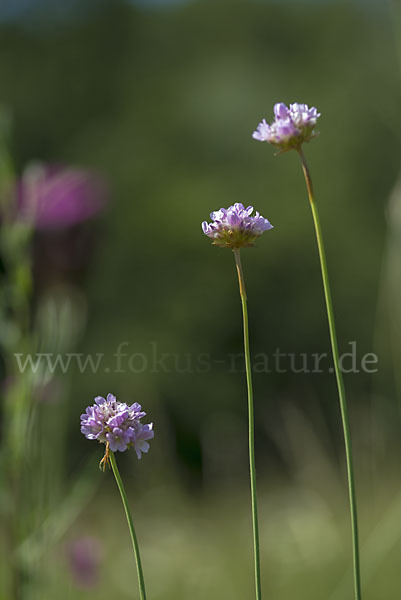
[297, 147, 362, 600]
[109, 451, 147, 600]
[233, 247, 262, 600]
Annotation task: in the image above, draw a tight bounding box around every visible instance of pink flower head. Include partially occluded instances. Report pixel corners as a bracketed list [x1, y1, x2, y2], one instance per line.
[18, 163, 107, 230]
[252, 102, 320, 152]
[80, 393, 154, 458]
[202, 202, 273, 248]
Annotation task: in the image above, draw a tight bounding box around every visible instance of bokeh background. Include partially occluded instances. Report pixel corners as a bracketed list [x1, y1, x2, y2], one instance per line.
[1, 0, 401, 598]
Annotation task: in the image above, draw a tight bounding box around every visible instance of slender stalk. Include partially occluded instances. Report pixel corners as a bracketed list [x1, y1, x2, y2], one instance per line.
[109, 452, 147, 600]
[233, 247, 262, 600]
[297, 147, 362, 600]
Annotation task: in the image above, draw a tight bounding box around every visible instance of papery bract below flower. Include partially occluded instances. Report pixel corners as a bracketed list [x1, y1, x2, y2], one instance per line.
[252, 102, 320, 152]
[80, 393, 154, 458]
[202, 202, 273, 248]
[17, 162, 107, 230]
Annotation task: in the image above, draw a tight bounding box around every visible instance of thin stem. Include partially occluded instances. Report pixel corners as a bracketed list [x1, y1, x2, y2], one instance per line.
[297, 147, 362, 600]
[109, 452, 147, 600]
[233, 247, 262, 600]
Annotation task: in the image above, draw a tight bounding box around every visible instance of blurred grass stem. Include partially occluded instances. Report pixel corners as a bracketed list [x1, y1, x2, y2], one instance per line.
[297, 147, 362, 600]
[109, 452, 147, 600]
[233, 248, 262, 600]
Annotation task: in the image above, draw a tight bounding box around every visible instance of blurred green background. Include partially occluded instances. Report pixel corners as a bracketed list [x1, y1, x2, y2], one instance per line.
[1, 0, 401, 598]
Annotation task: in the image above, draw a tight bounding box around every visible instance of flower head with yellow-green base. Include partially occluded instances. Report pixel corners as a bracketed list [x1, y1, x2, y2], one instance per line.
[202, 203, 273, 248]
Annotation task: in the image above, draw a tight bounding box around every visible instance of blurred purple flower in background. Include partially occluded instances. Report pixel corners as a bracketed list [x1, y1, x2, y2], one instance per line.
[81, 393, 154, 458]
[67, 536, 102, 588]
[202, 202, 273, 248]
[14, 162, 109, 288]
[252, 102, 320, 152]
[17, 162, 107, 229]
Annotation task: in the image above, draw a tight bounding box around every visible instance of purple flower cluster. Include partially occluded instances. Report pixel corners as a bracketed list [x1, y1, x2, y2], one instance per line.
[18, 163, 107, 230]
[252, 102, 320, 151]
[202, 203, 273, 248]
[80, 394, 154, 458]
